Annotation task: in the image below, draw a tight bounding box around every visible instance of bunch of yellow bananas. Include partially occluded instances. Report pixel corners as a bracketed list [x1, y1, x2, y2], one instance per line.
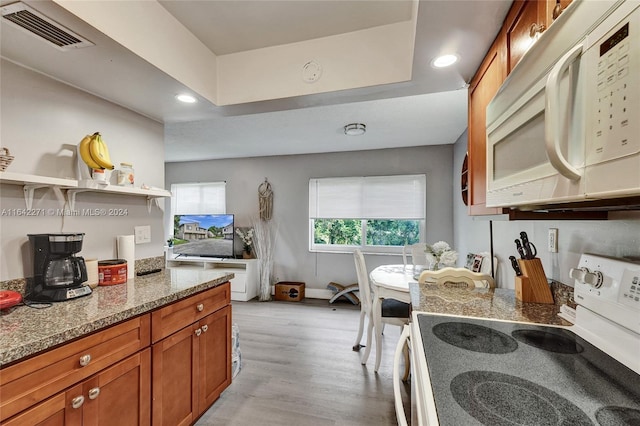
[79, 132, 114, 170]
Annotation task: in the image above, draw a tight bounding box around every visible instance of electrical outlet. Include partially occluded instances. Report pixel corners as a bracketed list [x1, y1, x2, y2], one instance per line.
[135, 225, 151, 244]
[548, 228, 558, 253]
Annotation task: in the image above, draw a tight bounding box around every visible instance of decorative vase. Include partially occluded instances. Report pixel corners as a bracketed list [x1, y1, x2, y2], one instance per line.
[242, 250, 253, 259]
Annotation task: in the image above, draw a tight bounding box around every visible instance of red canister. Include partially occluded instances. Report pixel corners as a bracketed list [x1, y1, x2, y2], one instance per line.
[98, 259, 127, 285]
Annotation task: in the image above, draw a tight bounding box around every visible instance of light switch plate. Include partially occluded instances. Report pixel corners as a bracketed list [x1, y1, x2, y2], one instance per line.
[548, 228, 558, 253]
[135, 225, 151, 244]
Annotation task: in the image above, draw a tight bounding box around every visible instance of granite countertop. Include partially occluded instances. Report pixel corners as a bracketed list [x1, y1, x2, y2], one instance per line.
[409, 281, 572, 326]
[0, 268, 234, 366]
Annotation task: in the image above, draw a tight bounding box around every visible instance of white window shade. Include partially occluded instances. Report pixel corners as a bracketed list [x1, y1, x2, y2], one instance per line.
[309, 174, 425, 219]
[171, 182, 226, 215]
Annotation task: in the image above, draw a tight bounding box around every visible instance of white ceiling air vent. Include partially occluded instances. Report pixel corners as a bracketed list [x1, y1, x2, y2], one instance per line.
[1, 2, 94, 50]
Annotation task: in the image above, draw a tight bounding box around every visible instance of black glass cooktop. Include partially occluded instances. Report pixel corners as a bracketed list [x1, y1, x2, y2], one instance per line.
[416, 314, 640, 426]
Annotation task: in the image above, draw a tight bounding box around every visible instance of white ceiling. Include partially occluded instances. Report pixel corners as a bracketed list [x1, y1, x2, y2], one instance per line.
[0, 0, 513, 162]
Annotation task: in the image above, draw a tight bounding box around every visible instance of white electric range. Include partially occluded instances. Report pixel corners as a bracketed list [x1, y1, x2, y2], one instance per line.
[401, 253, 640, 426]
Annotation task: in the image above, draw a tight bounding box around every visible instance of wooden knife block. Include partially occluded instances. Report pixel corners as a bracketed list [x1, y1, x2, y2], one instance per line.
[515, 258, 554, 304]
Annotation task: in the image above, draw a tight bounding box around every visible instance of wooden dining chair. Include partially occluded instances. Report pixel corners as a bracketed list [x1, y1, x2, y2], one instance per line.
[418, 267, 495, 289]
[353, 250, 410, 372]
[402, 243, 428, 267]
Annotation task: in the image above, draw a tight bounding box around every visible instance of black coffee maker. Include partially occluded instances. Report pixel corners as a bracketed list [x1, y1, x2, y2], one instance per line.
[26, 233, 91, 302]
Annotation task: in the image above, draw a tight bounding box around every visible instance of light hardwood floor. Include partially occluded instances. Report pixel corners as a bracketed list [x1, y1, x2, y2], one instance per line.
[196, 298, 410, 426]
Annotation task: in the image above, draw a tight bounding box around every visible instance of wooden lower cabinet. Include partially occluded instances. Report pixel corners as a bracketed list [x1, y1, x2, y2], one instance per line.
[82, 349, 151, 426]
[152, 305, 231, 426]
[198, 305, 232, 413]
[3, 349, 150, 426]
[1, 284, 231, 426]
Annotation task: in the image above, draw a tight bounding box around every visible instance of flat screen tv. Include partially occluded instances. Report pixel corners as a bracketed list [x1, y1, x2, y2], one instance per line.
[172, 214, 234, 258]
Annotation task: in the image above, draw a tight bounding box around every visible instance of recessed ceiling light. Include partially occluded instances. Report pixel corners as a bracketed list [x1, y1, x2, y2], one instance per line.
[432, 54, 459, 68]
[175, 94, 197, 103]
[344, 123, 366, 136]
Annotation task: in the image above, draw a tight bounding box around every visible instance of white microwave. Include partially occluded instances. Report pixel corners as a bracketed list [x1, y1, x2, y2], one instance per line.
[486, 0, 639, 208]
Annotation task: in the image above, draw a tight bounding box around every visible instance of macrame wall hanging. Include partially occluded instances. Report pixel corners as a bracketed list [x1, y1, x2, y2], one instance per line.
[258, 178, 273, 221]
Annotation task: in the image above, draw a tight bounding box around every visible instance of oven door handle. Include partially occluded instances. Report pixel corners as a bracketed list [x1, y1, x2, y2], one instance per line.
[545, 42, 583, 181]
[393, 324, 411, 426]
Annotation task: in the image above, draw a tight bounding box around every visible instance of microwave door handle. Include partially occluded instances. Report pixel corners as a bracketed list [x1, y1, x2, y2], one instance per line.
[544, 43, 583, 181]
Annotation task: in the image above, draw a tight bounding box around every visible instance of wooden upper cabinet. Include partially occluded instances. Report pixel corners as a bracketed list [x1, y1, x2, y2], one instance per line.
[506, 0, 574, 72]
[506, 0, 543, 73]
[468, 31, 507, 216]
[466, 0, 573, 217]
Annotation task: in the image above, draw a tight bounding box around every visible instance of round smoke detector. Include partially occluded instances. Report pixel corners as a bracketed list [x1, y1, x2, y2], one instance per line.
[302, 60, 322, 83]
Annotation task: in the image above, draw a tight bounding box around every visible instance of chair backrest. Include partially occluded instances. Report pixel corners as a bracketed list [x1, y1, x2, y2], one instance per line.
[402, 243, 428, 267]
[353, 249, 372, 311]
[418, 267, 495, 289]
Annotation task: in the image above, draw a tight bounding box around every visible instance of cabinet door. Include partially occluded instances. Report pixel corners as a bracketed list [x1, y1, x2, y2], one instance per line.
[197, 305, 232, 416]
[152, 324, 198, 426]
[506, 0, 544, 73]
[2, 387, 82, 426]
[83, 349, 151, 426]
[468, 34, 507, 215]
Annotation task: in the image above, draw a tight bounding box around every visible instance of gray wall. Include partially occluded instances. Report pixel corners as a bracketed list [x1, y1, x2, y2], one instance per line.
[165, 145, 454, 295]
[0, 60, 166, 281]
[452, 130, 640, 288]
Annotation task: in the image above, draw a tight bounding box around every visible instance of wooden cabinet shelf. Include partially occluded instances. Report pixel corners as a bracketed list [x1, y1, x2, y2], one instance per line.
[460, 153, 469, 206]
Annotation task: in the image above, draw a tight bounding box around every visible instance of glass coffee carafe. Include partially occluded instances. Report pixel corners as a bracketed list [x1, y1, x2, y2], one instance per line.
[44, 256, 87, 287]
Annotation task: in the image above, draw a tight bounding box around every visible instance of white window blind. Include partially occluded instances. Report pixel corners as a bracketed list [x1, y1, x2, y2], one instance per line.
[309, 174, 426, 220]
[171, 182, 226, 215]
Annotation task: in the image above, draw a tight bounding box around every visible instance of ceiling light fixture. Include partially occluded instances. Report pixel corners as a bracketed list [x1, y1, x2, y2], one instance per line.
[344, 123, 366, 136]
[432, 54, 459, 68]
[175, 94, 197, 103]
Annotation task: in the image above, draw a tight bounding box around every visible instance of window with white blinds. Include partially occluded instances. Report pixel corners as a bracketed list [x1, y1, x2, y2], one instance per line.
[309, 175, 426, 253]
[309, 174, 426, 219]
[171, 182, 226, 215]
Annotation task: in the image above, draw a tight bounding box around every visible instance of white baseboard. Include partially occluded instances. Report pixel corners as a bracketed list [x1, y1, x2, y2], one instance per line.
[304, 289, 334, 300]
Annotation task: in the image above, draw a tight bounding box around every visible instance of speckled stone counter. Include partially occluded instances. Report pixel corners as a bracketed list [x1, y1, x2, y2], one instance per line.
[0, 268, 233, 366]
[409, 282, 572, 326]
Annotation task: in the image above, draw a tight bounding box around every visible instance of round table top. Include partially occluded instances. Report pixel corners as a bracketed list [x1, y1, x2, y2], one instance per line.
[369, 264, 419, 292]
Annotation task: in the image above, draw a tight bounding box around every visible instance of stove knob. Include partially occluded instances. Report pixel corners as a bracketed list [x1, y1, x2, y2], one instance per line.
[570, 267, 603, 288]
[584, 270, 604, 288]
[570, 267, 586, 281]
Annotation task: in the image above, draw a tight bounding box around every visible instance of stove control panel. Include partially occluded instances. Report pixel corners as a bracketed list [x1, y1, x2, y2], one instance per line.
[620, 269, 640, 307]
[573, 253, 640, 334]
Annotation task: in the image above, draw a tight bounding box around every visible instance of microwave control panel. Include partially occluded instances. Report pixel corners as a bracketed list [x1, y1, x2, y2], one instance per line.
[585, 2, 639, 196]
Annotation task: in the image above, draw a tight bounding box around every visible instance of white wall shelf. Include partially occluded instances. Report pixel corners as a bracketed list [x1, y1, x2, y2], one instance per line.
[0, 171, 171, 211]
[165, 255, 258, 301]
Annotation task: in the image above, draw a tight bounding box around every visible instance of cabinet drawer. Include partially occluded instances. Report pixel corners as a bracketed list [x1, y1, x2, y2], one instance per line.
[151, 282, 230, 343]
[0, 314, 150, 422]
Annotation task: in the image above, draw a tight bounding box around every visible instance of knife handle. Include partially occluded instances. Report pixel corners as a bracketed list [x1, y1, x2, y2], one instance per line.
[515, 239, 526, 259]
[509, 256, 523, 276]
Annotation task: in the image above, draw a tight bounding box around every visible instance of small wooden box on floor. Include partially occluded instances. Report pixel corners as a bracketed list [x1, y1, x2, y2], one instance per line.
[274, 282, 305, 302]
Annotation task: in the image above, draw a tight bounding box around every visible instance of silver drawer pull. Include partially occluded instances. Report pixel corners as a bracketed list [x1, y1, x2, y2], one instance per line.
[71, 396, 85, 409]
[195, 328, 202, 336]
[201, 324, 208, 333]
[196, 303, 204, 312]
[88, 387, 100, 400]
[79, 354, 91, 367]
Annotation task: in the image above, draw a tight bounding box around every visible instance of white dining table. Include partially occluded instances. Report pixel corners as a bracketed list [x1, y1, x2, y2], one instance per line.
[367, 264, 418, 372]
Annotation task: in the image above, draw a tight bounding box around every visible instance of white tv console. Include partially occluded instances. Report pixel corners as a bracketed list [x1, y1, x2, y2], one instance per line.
[166, 255, 258, 301]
